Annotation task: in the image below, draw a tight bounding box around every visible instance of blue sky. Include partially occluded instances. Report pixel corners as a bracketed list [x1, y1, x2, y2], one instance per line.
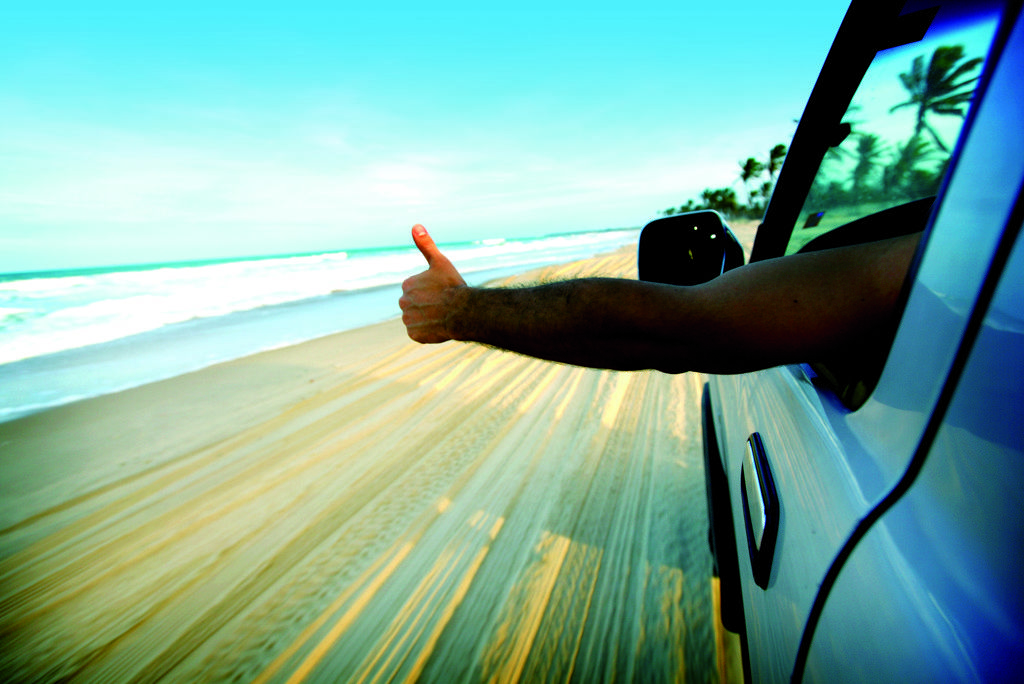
[1, 1, 850, 272]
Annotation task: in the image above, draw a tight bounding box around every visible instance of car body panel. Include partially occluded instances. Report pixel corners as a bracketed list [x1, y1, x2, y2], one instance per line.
[807, 219, 1024, 681]
[849, 5, 1024, 483]
[697, 0, 1024, 680]
[710, 365, 868, 681]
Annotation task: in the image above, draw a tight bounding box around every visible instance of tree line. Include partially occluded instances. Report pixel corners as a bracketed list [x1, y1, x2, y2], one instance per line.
[661, 143, 787, 219]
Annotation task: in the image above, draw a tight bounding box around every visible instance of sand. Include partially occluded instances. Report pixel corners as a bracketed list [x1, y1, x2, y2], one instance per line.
[0, 233, 755, 683]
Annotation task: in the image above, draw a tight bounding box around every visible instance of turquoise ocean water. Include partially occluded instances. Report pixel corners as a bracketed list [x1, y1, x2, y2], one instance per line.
[0, 228, 640, 421]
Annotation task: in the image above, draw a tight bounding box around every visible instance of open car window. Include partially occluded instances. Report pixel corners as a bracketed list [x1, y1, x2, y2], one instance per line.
[785, 6, 1002, 256]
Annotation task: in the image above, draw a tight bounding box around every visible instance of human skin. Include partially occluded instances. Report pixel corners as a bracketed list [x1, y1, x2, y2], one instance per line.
[399, 224, 921, 374]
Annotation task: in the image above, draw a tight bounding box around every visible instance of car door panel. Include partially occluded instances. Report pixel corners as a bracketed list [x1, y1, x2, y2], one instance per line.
[807, 219, 1024, 681]
[710, 365, 866, 681]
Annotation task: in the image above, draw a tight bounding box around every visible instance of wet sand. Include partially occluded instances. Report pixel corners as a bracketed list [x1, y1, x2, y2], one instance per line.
[0, 234, 754, 683]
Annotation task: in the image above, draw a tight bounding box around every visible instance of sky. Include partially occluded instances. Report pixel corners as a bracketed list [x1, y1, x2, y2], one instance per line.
[1, 0, 851, 273]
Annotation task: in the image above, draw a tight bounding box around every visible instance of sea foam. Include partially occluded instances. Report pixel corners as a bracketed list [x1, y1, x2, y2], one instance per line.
[0, 228, 640, 420]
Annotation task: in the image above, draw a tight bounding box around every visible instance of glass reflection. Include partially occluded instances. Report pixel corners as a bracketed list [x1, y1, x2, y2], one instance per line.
[787, 16, 1000, 254]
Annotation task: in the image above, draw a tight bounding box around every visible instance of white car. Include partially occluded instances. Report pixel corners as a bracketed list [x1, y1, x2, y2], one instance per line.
[639, 0, 1023, 680]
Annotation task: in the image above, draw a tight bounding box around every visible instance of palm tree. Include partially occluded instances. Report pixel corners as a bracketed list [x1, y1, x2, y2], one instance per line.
[885, 137, 934, 197]
[738, 157, 764, 207]
[700, 187, 740, 215]
[850, 133, 886, 199]
[767, 144, 787, 183]
[889, 45, 983, 152]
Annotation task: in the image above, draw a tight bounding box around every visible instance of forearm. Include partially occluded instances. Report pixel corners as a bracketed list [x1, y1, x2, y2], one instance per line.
[442, 278, 703, 372]
[439, 234, 919, 374]
[402, 224, 920, 376]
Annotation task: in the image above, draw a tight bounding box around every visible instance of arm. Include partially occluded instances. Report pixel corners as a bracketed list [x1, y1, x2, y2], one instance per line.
[399, 224, 920, 374]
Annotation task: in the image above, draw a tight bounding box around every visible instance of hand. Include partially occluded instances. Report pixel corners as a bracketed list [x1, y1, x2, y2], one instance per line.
[400, 224, 467, 343]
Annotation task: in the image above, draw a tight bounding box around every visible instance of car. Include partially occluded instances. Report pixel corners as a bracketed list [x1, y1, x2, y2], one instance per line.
[638, 0, 1023, 681]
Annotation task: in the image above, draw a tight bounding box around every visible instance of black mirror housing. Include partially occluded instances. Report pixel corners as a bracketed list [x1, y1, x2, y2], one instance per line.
[638, 211, 745, 286]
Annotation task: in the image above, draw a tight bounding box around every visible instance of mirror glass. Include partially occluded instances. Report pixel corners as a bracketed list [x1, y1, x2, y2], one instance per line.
[638, 211, 744, 286]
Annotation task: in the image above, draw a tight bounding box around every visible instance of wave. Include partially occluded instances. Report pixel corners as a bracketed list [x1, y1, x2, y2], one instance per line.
[0, 228, 639, 366]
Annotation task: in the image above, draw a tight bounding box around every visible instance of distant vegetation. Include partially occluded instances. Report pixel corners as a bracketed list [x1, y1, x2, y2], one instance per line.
[660, 143, 787, 220]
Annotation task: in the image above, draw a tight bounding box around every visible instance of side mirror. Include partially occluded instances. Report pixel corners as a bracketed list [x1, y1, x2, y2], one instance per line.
[638, 210, 745, 286]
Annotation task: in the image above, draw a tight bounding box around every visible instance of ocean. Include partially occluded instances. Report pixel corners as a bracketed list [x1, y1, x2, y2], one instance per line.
[0, 228, 640, 422]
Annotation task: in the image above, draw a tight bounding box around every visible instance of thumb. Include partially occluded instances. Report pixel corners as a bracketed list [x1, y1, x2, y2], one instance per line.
[412, 224, 444, 266]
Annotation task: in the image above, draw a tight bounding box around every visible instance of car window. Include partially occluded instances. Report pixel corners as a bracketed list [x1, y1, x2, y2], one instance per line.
[785, 8, 1002, 255]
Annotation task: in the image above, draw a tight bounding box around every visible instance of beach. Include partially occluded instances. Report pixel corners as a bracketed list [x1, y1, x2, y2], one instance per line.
[0, 236, 752, 683]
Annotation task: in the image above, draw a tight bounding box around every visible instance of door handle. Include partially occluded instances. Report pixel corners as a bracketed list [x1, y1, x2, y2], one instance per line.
[742, 432, 779, 589]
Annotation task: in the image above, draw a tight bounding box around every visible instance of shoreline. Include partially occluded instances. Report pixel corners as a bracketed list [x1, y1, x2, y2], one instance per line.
[0, 235, 646, 424]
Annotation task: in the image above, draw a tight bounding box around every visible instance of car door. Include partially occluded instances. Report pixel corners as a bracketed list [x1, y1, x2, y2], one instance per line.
[799, 8, 1024, 679]
[803, 181, 1024, 683]
[705, 0, 1022, 680]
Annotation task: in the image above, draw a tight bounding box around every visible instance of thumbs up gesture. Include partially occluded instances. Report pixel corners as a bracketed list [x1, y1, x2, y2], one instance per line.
[400, 225, 467, 343]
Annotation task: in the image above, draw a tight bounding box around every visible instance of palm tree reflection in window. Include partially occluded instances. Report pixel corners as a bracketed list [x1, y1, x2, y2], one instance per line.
[889, 45, 984, 153]
[884, 45, 982, 198]
[788, 43, 986, 254]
